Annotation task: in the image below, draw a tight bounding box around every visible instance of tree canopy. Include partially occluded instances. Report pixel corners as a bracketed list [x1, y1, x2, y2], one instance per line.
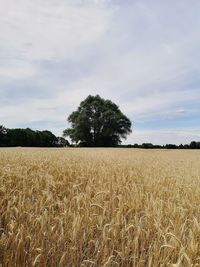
[63, 95, 132, 147]
[0, 126, 69, 147]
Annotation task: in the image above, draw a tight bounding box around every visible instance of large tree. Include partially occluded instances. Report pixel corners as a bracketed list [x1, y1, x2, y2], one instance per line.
[63, 95, 132, 147]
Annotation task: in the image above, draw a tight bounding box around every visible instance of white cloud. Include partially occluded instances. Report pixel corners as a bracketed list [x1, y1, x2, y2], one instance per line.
[0, 0, 113, 62]
[126, 129, 200, 145]
[0, 0, 200, 143]
[120, 88, 200, 119]
[0, 60, 37, 79]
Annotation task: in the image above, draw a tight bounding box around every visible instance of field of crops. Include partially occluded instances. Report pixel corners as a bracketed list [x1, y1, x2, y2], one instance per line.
[0, 148, 200, 266]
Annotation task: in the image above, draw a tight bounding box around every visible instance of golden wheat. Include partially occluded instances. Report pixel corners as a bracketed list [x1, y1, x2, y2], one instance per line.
[0, 148, 200, 266]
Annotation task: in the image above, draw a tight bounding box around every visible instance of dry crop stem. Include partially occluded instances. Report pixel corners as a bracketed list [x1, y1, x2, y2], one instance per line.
[0, 148, 200, 267]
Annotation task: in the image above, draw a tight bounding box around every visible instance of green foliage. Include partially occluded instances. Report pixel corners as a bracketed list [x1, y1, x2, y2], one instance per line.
[190, 141, 200, 149]
[165, 144, 178, 149]
[0, 125, 8, 146]
[0, 126, 68, 147]
[56, 137, 70, 147]
[141, 143, 154, 149]
[63, 95, 132, 147]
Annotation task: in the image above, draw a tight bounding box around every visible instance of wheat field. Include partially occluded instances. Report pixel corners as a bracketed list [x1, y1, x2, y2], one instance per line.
[0, 148, 200, 267]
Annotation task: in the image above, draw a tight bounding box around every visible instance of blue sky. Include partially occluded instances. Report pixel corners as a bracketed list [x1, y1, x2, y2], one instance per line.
[0, 0, 200, 144]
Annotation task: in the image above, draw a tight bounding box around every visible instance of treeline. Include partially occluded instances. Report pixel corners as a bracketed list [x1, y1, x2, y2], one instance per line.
[121, 142, 200, 149]
[0, 126, 69, 147]
[1, 125, 199, 149]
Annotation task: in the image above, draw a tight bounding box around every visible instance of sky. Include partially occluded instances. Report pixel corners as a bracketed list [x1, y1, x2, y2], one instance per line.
[0, 0, 200, 145]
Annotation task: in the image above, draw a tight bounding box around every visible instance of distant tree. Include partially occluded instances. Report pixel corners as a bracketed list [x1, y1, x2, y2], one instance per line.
[7, 129, 26, 146]
[3, 127, 58, 147]
[127, 144, 134, 148]
[132, 144, 139, 148]
[196, 142, 200, 149]
[0, 125, 7, 135]
[0, 125, 8, 146]
[190, 141, 200, 149]
[63, 95, 132, 147]
[190, 141, 196, 149]
[179, 144, 184, 149]
[39, 130, 57, 147]
[55, 137, 70, 147]
[141, 143, 154, 149]
[165, 144, 178, 149]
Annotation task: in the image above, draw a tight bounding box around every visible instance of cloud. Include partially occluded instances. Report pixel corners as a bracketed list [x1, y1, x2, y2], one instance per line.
[0, 60, 37, 79]
[0, 0, 113, 62]
[0, 0, 200, 143]
[126, 129, 200, 145]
